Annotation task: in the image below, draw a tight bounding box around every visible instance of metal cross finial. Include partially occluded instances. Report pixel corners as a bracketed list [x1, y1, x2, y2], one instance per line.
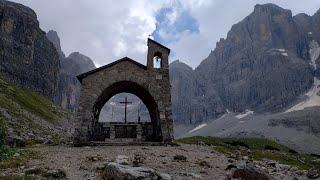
[148, 34, 152, 38]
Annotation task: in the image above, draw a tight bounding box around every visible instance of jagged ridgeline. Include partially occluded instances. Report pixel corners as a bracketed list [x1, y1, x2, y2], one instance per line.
[170, 4, 320, 125]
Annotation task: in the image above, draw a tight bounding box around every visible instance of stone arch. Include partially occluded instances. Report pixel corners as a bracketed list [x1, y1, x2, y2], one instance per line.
[74, 38, 173, 144]
[91, 81, 162, 141]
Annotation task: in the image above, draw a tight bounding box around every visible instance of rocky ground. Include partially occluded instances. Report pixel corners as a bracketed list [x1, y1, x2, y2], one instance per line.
[2, 144, 318, 180]
[2, 144, 228, 179]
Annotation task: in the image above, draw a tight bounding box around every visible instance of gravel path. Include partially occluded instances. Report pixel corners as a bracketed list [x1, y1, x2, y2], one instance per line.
[22, 144, 229, 179]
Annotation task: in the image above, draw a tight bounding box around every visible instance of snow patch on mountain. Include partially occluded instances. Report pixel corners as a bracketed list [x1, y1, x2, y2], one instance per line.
[277, 49, 285, 52]
[189, 123, 207, 133]
[235, 110, 254, 119]
[286, 77, 320, 112]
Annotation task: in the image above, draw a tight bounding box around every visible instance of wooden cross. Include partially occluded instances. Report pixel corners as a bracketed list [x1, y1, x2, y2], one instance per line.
[120, 97, 132, 123]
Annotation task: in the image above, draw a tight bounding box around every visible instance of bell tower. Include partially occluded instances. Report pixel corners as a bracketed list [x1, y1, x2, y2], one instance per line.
[147, 38, 170, 69]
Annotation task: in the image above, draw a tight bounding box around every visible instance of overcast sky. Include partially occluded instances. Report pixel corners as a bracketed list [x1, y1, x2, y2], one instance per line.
[11, 0, 320, 69]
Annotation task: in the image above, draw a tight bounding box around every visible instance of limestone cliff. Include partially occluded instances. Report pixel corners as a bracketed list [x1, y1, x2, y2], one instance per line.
[171, 4, 319, 125]
[0, 0, 60, 102]
[59, 52, 96, 111]
[46, 31, 96, 111]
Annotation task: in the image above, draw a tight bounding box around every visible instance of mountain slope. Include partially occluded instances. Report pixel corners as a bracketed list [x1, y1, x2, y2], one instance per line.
[0, 74, 74, 145]
[182, 107, 320, 154]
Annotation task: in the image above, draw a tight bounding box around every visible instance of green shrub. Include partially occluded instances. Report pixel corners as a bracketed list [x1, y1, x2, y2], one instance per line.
[264, 145, 280, 151]
[289, 149, 298, 154]
[310, 153, 320, 158]
[0, 128, 6, 148]
[225, 141, 250, 149]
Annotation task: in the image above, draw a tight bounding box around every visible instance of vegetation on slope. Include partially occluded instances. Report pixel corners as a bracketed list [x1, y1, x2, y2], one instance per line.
[0, 74, 74, 145]
[0, 75, 69, 179]
[176, 136, 320, 172]
[0, 129, 39, 174]
[0, 75, 58, 124]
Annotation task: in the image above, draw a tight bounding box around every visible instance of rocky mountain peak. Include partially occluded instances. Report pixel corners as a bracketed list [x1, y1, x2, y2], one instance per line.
[254, 3, 291, 14]
[0, 1, 37, 22]
[46, 30, 65, 59]
[223, 3, 298, 55]
[67, 52, 96, 72]
[170, 60, 193, 71]
[312, 8, 320, 22]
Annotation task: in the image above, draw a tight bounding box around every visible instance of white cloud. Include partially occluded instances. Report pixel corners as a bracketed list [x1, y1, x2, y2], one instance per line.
[9, 0, 320, 69]
[11, 0, 167, 67]
[168, 31, 211, 68]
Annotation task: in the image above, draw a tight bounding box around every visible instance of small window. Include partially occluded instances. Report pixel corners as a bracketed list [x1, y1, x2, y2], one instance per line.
[153, 52, 162, 68]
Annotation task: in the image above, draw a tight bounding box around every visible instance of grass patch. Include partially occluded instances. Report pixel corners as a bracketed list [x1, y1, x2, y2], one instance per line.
[176, 136, 320, 172]
[25, 139, 45, 146]
[176, 136, 292, 151]
[0, 75, 58, 123]
[0, 148, 40, 169]
[50, 135, 64, 145]
[0, 148, 29, 160]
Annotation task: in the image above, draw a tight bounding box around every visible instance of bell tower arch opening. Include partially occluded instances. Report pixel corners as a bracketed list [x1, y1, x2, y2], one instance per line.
[153, 52, 162, 68]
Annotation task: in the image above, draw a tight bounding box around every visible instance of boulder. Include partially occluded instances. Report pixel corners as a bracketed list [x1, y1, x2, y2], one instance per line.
[101, 155, 170, 180]
[102, 162, 164, 180]
[5, 136, 26, 147]
[232, 166, 271, 180]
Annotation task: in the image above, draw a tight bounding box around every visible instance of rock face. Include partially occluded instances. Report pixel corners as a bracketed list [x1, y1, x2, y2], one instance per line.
[169, 60, 199, 125]
[46, 30, 65, 60]
[46, 31, 96, 111]
[59, 52, 96, 111]
[171, 3, 319, 125]
[0, 0, 60, 102]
